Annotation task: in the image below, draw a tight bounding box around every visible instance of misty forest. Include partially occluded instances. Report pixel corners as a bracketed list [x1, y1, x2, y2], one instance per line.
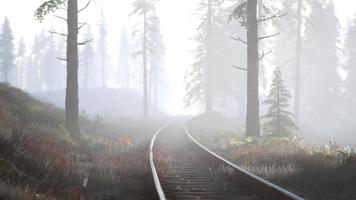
[0, 0, 356, 199]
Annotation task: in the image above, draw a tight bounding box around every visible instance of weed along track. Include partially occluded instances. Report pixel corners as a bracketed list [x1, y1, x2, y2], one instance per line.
[149, 122, 304, 200]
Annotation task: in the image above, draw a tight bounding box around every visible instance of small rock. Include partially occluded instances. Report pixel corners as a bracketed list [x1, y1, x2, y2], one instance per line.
[176, 185, 183, 190]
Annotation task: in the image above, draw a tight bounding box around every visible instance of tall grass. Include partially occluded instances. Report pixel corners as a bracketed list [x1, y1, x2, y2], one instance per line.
[194, 128, 356, 199]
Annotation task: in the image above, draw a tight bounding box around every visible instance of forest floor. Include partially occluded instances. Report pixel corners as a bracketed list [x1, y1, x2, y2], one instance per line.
[0, 83, 163, 200]
[188, 113, 356, 200]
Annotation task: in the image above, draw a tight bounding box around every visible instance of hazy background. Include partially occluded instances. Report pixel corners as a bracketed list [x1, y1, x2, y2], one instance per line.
[0, 0, 198, 115]
[1, 0, 356, 146]
[0, 0, 355, 115]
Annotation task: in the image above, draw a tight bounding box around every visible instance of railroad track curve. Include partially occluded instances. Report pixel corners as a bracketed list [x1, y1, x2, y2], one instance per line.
[149, 121, 304, 200]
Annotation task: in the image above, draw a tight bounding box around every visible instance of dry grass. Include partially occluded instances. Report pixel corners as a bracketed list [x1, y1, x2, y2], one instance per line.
[0, 83, 157, 199]
[194, 128, 356, 199]
[0, 182, 56, 200]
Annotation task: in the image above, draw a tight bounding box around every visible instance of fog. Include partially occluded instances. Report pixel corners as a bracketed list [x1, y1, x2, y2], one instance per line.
[1, 0, 356, 146]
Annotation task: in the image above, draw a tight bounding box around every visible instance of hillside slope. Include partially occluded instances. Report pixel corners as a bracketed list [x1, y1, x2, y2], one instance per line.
[0, 83, 157, 199]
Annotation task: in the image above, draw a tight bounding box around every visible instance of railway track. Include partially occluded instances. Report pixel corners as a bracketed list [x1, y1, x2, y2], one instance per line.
[149, 122, 304, 200]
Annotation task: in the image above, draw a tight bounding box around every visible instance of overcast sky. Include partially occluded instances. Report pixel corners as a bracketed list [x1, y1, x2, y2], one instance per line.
[0, 0, 355, 114]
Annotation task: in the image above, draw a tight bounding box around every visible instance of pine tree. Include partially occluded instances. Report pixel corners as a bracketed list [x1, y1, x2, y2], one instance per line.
[184, 0, 224, 112]
[80, 27, 94, 90]
[130, 0, 163, 118]
[54, 34, 67, 90]
[118, 27, 130, 88]
[295, 0, 303, 124]
[345, 16, 356, 96]
[183, 0, 249, 120]
[257, 0, 268, 90]
[344, 15, 356, 129]
[273, 0, 304, 124]
[263, 67, 298, 136]
[98, 10, 108, 88]
[147, 14, 165, 108]
[27, 32, 46, 92]
[42, 33, 57, 90]
[0, 17, 15, 83]
[16, 37, 27, 89]
[216, 0, 248, 122]
[302, 0, 341, 132]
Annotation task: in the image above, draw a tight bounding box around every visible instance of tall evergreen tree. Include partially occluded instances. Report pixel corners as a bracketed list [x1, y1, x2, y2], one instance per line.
[273, 0, 296, 97]
[184, 0, 224, 112]
[118, 27, 130, 88]
[54, 33, 67, 90]
[214, 0, 248, 122]
[0, 17, 15, 83]
[98, 10, 108, 88]
[130, 0, 162, 118]
[274, 0, 304, 124]
[27, 32, 46, 92]
[295, 0, 303, 124]
[80, 27, 94, 90]
[257, 0, 268, 90]
[42, 33, 57, 90]
[344, 15, 356, 129]
[16, 37, 27, 89]
[302, 0, 341, 132]
[147, 14, 165, 108]
[263, 67, 298, 136]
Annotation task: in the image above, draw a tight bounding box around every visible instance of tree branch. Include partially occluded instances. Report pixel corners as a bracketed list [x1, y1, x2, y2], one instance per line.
[259, 50, 272, 61]
[258, 32, 279, 41]
[78, 22, 87, 31]
[232, 65, 247, 71]
[49, 29, 67, 37]
[231, 36, 247, 45]
[258, 12, 287, 23]
[54, 15, 67, 22]
[56, 57, 67, 61]
[78, 38, 93, 45]
[78, 0, 91, 13]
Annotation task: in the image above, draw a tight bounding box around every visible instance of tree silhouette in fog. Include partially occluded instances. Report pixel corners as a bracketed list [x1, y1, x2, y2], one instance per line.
[263, 67, 298, 136]
[0, 17, 15, 83]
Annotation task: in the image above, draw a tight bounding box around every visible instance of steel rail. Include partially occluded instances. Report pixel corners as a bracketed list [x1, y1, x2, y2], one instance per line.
[149, 122, 171, 200]
[185, 125, 304, 200]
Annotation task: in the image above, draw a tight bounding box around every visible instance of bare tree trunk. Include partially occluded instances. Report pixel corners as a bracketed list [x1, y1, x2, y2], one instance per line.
[65, 0, 80, 136]
[295, 0, 302, 124]
[205, 0, 213, 113]
[143, 1, 148, 119]
[246, 0, 260, 137]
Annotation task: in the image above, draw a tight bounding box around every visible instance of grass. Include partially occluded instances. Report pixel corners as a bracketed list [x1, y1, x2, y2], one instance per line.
[0, 83, 160, 199]
[0, 182, 56, 200]
[188, 115, 356, 200]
